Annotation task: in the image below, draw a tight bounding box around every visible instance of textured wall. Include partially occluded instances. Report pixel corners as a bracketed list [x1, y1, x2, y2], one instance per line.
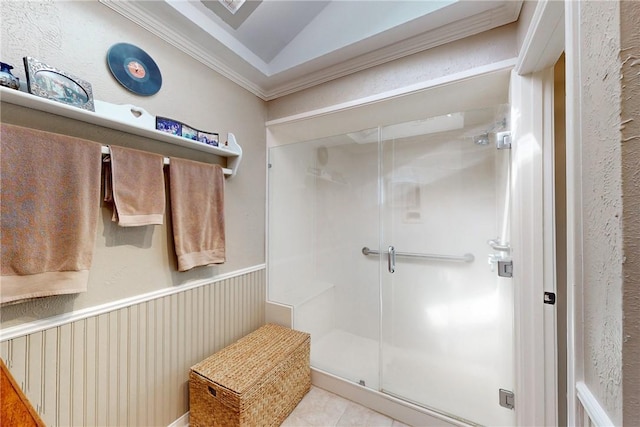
[0, 1, 266, 327]
[620, 1, 640, 424]
[266, 23, 517, 121]
[579, 1, 623, 424]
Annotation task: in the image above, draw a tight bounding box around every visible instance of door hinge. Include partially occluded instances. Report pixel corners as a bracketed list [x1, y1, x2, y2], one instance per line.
[495, 131, 512, 149]
[499, 389, 515, 410]
[497, 260, 513, 278]
[544, 292, 556, 305]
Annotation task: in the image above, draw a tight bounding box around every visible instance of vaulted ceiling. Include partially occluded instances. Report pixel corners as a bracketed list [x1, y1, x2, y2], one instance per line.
[101, 0, 523, 100]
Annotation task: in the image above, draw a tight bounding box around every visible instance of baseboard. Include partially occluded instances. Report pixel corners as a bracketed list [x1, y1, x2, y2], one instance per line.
[168, 411, 189, 427]
[311, 368, 471, 427]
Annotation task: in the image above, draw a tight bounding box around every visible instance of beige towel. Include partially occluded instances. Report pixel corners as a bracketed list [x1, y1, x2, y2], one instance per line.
[0, 123, 102, 304]
[169, 158, 225, 271]
[104, 145, 165, 226]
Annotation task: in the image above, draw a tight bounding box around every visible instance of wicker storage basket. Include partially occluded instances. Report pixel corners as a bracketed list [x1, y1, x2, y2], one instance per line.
[189, 324, 311, 427]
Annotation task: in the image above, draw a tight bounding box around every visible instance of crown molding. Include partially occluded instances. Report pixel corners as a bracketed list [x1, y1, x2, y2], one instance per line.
[100, 1, 522, 101]
[265, 2, 522, 100]
[100, 0, 270, 99]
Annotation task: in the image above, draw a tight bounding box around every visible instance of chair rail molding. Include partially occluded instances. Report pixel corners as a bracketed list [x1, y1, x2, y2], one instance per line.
[0, 264, 265, 343]
[576, 382, 615, 427]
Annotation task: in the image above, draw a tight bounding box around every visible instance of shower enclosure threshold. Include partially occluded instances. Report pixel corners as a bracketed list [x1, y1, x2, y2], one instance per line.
[311, 368, 476, 427]
[311, 330, 482, 426]
[311, 329, 379, 389]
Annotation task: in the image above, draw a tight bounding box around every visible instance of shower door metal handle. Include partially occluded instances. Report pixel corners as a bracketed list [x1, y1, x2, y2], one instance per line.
[388, 246, 396, 273]
[361, 246, 474, 263]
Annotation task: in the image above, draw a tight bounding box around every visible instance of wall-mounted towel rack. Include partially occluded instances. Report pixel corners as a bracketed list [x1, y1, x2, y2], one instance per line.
[361, 246, 474, 263]
[100, 146, 232, 176]
[0, 86, 242, 177]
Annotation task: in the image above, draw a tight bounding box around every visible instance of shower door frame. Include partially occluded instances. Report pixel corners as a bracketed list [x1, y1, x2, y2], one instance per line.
[265, 59, 559, 426]
[509, 67, 558, 426]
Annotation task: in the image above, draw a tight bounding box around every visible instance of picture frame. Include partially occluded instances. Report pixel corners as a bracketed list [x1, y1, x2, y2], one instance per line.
[156, 116, 182, 136]
[198, 130, 219, 147]
[23, 57, 95, 112]
[155, 116, 219, 147]
[182, 124, 198, 141]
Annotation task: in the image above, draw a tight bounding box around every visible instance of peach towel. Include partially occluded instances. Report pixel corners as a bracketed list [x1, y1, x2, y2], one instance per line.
[0, 123, 102, 304]
[169, 158, 225, 271]
[104, 145, 165, 226]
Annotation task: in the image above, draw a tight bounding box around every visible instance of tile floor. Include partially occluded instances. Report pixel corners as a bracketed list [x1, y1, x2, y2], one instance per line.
[282, 386, 410, 427]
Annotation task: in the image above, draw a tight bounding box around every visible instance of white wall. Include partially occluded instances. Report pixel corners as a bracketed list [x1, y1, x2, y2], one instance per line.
[267, 23, 517, 121]
[568, 2, 640, 424]
[516, 0, 538, 55]
[567, 1, 640, 424]
[619, 1, 640, 424]
[0, 1, 266, 328]
[576, 2, 623, 424]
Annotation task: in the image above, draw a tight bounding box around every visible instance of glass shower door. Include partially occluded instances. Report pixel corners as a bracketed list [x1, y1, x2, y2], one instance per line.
[379, 110, 516, 426]
[268, 132, 382, 389]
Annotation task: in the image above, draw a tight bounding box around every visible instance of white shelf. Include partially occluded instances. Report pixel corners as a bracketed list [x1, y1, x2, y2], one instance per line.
[0, 86, 242, 177]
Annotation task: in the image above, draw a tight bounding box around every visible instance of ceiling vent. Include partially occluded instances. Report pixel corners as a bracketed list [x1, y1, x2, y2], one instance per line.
[201, 0, 261, 29]
[219, 0, 245, 15]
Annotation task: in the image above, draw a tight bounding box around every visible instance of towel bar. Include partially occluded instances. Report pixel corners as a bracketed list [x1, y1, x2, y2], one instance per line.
[101, 146, 232, 176]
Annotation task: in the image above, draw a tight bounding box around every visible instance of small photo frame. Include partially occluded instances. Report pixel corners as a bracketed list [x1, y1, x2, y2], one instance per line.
[23, 57, 95, 112]
[155, 116, 219, 147]
[182, 124, 198, 141]
[156, 116, 182, 136]
[198, 130, 219, 147]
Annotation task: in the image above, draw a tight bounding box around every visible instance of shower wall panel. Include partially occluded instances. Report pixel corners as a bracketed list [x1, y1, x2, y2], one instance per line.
[320, 143, 379, 343]
[268, 142, 318, 306]
[269, 138, 380, 344]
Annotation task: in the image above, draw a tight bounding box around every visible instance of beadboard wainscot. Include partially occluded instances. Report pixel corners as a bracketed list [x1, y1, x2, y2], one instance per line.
[0, 266, 266, 427]
[0, 86, 242, 177]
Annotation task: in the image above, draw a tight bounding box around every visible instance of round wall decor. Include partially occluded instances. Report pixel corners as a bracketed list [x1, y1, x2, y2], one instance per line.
[107, 43, 162, 96]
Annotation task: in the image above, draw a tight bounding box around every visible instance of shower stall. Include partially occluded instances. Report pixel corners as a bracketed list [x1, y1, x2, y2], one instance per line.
[267, 103, 516, 426]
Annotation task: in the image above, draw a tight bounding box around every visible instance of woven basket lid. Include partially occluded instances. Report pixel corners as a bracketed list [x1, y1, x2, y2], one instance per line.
[191, 324, 309, 394]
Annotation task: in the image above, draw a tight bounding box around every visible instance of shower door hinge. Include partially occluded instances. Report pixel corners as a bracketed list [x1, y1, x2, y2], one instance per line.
[495, 131, 512, 150]
[499, 389, 515, 410]
[497, 260, 513, 278]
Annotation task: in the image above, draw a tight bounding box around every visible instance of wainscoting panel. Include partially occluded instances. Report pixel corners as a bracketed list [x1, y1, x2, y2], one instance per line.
[0, 268, 266, 427]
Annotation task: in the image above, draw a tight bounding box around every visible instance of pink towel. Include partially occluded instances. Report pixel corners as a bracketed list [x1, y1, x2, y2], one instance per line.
[104, 145, 165, 226]
[1, 123, 102, 304]
[169, 158, 225, 271]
